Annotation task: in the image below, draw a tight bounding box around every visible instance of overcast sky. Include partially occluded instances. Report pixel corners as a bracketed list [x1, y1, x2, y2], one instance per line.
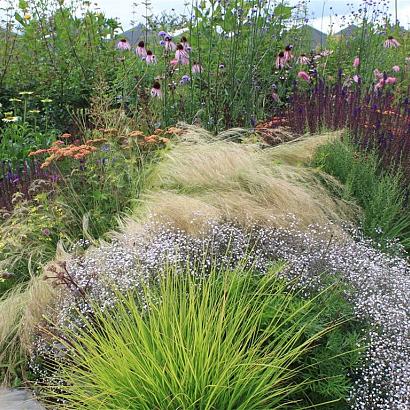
[95, 0, 410, 32]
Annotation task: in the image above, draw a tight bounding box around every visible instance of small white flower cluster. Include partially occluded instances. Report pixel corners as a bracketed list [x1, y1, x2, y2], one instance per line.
[31, 219, 410, 408]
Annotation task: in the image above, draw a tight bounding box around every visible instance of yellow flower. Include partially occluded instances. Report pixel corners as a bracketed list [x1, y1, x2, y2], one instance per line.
[24, 13, 31, 20]
[9, 98, 22, 102]
[41, 98, 53, 103]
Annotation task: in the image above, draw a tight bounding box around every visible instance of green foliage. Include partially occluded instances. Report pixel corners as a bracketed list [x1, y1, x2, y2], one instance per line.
[0, 123, 57, 163]
[0, 274, 19, 296]
[44, 266, 361, 409]
[1, 0, 118, 127]
[313, 136, 410, 250]
[54, 137, 159, 240]
[291, 285, 363, 408]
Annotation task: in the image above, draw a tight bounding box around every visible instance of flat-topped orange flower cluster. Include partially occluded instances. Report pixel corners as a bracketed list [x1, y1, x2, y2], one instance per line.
[28, 127, 184, 168]
[29, 138, 98, 168]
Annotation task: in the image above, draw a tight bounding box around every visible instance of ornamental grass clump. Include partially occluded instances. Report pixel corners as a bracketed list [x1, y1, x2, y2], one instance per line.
[41, 266, 353, 409]
[0, 276, 54, 385]
[135, 128, 355, 234]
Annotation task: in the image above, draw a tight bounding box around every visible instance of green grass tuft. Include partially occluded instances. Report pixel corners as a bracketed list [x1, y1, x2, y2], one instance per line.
[43, 265, 360, 409]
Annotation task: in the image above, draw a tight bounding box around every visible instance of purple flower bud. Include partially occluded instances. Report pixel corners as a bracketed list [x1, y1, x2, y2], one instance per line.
[180, 74, 191, 85]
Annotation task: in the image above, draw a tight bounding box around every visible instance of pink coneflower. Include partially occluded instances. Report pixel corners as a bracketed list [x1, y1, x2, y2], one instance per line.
[136, 41, 147, 59]
[146, 50, 156, 64]
[284, 44, 293, 62]
[353, 57, 360, 67]
[151, 81, 162, 98]
[164, 35, 177, 52]
[170, 59, 179, 67]
[384, 36, 400, 48]
[275, 52, 286, 69]
[297, 54, 310, 65]
[181, 36, 191, 51]
[117, 38, 131, 51]
[192, 62, 203, 74]
[297, 71, 310, 82]
[385, 76, 397, 85]
[392, 65, 400, 72]
[374, 78, 385, 91]
[175, 44, 190, 65]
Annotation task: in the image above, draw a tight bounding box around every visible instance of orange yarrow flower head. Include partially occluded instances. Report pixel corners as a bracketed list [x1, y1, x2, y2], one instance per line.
[164, 127, 184, 136]
[29, 148, 48, 157]
[144, 135, 158, 143]
[30, 140, 98, 168]
[128, 130, 145, 138]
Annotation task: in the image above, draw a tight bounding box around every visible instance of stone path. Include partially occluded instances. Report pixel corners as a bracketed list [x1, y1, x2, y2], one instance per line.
[0, 389, 45, 410]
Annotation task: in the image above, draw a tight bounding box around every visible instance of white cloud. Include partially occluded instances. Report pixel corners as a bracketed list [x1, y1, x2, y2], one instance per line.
[96, 0, 188, 29]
